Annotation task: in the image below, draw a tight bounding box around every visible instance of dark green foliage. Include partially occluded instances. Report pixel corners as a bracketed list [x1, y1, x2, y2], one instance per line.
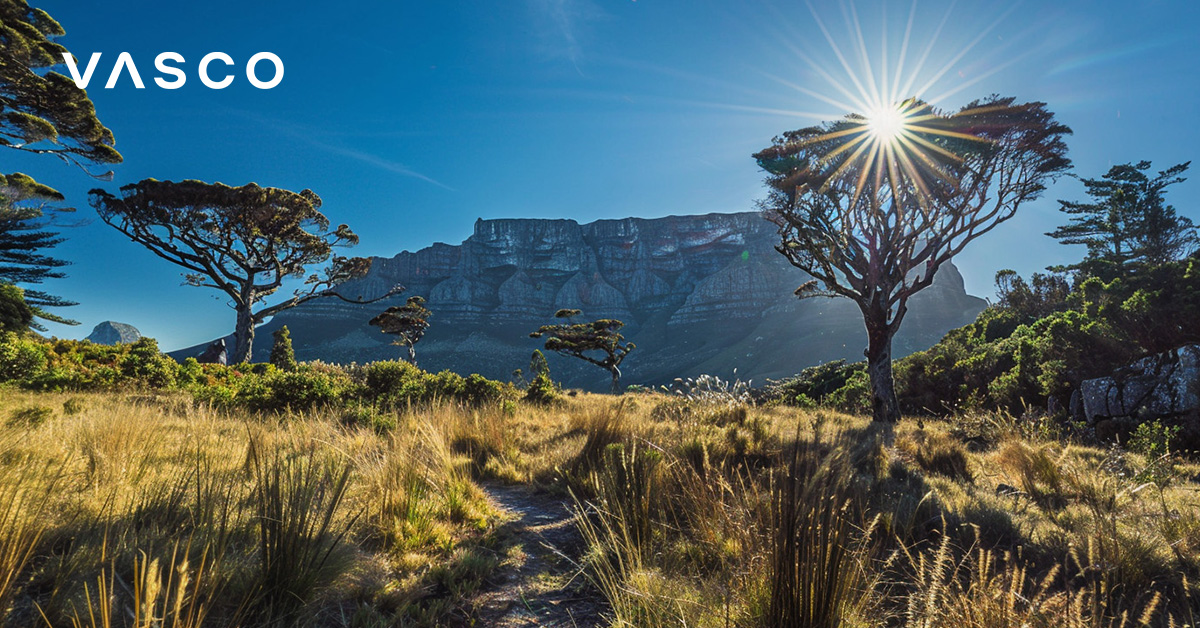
[531, 312, 635, 394]
[118, 337, 178, 388]
[0, 334, 513, 411]
[0, 0, 122, 169]
[90, 179, 390, 364]
[6, 404, 51, 427]
[248, 442, 356, 623]
[369, 296, 431, 364]
[0, 283, 33, 332]
[768, 360, 862, 407]
[524, 349, 559, 404]
[359, 360, 512, 408]
[787, 258, 1200, 417]
[0, 174, 78, 327]
[1048, 161, 1195, 280]
[269, 325, 297, 372]
[61, 396, 83, 415]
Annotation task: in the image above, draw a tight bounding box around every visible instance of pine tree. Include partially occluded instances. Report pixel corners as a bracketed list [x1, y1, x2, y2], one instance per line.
[0, 173, 78, 328]
[1048, 161, 1195, 279]
[270, 325, 297, 371]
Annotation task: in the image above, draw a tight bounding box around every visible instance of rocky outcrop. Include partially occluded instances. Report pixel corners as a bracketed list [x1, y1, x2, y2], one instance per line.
[1079, 345, 1200, 442]
[86, 321, 141, 345]
[171, 212, 988, 389]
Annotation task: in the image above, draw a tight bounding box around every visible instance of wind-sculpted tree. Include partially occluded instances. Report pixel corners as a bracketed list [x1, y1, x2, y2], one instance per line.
[530, 308, 635, 394]
[755, 95, 1071, 423]
[91, 179, 399, 363]
[369, 296, 431, 365]
[0, 0, 122, 327]
[0, 0, 121, 172]
[1048, 160, 1194, 279]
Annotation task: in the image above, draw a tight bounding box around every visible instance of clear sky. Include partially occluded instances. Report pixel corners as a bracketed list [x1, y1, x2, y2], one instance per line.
[11, 0, 1200, 350]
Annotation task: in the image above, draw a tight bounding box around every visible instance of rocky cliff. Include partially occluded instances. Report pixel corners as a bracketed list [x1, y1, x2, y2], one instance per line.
[178, 212, 987, 389]
[86, 321, 142, 345]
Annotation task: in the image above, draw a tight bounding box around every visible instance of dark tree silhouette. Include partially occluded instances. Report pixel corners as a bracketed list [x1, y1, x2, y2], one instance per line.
[90, 179, 399, 363]
[530, 308, 635, 394]
[0, 1, 122, 327]
[270, 325, 297, 372]
[1048, 161, 1195, 279]
[0, 173, 78, 328]
[369, 296, 431, 365]
[755, 95, 1071, 423]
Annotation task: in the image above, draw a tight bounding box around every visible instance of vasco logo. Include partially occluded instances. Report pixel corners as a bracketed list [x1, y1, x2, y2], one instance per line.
[62, 52, 284, 90]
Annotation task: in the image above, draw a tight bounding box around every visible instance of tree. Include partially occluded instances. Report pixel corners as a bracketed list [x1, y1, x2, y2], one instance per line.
[530, 308, 635, 394]
[754, 95, 1071, 423]
[368, 296, 430, 365]
[0, 1, 122, 327]
[1048, 161, 1195, 279]
[270, 325, 297, 372]
[0, 283, 34, 332]
[0, 173, 78, 327]
[0, 0, 121, 172]
[90, 179, 399, 363]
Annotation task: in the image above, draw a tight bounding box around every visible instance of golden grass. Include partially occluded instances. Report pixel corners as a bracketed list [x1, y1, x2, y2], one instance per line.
[3, 388, 1200, 626]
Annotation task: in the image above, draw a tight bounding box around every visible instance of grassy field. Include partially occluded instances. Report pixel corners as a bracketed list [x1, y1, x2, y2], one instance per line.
[2, 387, 1199, 627]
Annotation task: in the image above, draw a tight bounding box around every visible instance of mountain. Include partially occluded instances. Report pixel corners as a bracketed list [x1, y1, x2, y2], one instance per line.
[85, 321, 142, 345]
[171, 212, 987, 389]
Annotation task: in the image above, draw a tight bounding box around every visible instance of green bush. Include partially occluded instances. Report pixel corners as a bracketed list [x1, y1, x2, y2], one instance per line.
[0, 332, 48, 382]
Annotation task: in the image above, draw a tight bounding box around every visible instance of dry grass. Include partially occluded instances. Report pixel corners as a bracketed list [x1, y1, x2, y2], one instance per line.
[3, 387, 1200, 626]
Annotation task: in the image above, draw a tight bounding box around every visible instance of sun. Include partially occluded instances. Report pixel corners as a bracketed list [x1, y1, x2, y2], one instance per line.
[865, 103, 909, 142]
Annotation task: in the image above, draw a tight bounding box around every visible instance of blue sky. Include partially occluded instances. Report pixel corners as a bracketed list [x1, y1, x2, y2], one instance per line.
[11, 0, 1200, 350]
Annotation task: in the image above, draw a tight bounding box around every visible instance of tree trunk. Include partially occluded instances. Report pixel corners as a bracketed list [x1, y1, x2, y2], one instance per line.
[608, 365, 622, 395]
[864, 317, 901, 424]
[407, 344, 417, 368]
[233, 304, 255, 364]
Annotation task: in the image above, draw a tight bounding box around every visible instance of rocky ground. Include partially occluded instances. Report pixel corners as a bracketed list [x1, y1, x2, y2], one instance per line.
[469, 484, 605, 627]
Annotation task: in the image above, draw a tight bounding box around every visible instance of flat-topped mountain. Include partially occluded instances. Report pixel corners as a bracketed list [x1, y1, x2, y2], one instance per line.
[174, 212, 987, 389]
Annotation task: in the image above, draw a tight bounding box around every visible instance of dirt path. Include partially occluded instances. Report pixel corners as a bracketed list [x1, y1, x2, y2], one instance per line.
[467, 483, 605, 627]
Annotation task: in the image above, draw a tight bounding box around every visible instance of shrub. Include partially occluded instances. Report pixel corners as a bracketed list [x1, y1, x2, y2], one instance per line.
[239, 367, 349, 412]
[61, 397, 85, 416]
[0, 332, 48, 382]
[118, 337, 180, 388]
[524, 371, 559, 405]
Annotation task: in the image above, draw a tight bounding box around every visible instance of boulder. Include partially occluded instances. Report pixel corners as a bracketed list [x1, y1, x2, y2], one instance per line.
[85, 321, 141, 345]
[1080, 344, 1200, 440]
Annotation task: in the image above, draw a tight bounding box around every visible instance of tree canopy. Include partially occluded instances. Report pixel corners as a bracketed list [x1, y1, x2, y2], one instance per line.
[1048, 160, 1195, 280]
[530, 309, 635, 394]
[369, 295, 431, 365]
[0, 0, 121, 171]
[90, 179, 395, 363]
[755, 95, 1071, 423]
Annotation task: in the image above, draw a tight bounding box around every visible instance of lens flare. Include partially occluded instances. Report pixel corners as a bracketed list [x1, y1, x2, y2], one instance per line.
[865, 103, 908, 141]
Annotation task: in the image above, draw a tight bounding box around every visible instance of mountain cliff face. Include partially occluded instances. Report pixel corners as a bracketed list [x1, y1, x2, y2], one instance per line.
[226, 212, 986, 389]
